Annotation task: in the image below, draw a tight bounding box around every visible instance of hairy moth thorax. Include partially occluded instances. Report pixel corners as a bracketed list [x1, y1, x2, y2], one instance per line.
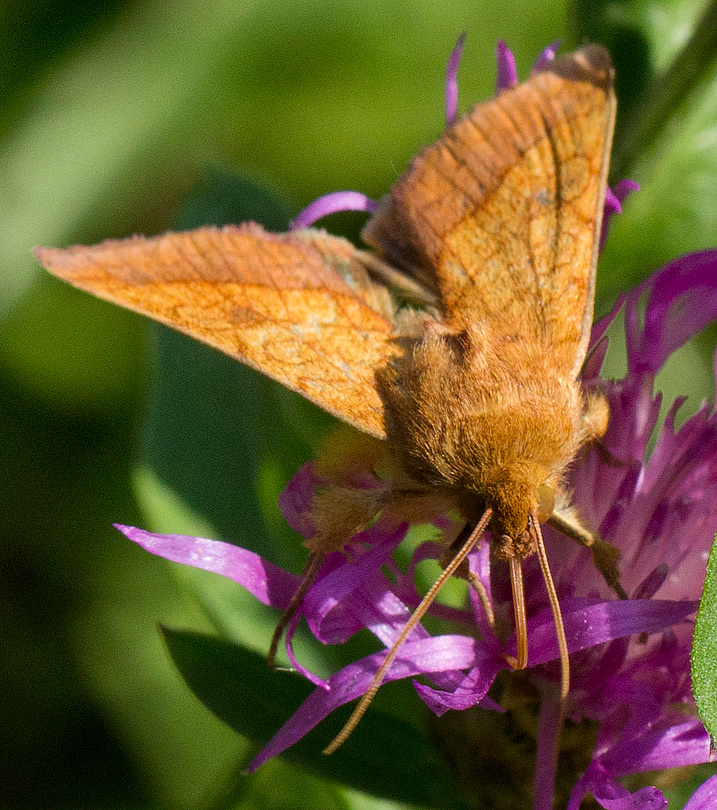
[379, 321, 588, 549]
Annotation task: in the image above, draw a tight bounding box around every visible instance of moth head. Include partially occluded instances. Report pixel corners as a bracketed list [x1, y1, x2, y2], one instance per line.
[478, 470, 557, 559]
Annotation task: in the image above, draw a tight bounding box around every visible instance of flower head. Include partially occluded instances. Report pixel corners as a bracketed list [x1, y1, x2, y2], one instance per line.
[118, 40, 717, 810]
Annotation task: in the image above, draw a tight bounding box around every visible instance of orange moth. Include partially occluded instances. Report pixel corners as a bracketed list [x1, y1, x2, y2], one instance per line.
[36, 44, 624, 753]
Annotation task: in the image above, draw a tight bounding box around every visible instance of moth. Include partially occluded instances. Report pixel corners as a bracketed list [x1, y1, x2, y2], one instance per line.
[36, 44, 622, 753]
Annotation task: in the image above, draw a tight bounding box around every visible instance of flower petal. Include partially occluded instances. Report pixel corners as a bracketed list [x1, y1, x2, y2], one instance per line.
[532, 39, 561, 72]
[291, 191, 378, 229]
[683, 774, 717, 810]
[568, 764, 667, 810]
[117, 524, 299, 608]
[516, 598, 698, 665]
[412, 649, 503, 714]
[589, 293, 625, 348]
[534, 697, 563, 810]
[495, 39, 518, 92]
[302, 521, 407, 643]
[277, 462, 323, 538]
[595, 787, 666, 810]
[626, 250, 717, 376]
[601, 718, 711, 776]
[445, 32, 466, 126]
[247, 634, 483, 770]
[600, 180, 639, 252]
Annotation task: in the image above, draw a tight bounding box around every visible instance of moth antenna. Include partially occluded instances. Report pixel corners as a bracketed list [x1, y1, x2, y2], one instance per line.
[531, 511, 569, 702]
[323, 507, 493, 755]
[268, 551, 324, 670]
[507, 556, 529, 670]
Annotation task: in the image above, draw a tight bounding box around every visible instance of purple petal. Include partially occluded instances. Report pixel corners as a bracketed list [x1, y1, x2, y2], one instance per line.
[683, 775, 717, 810]
[284, 606, 330, 689]
[495, 39, 518, 92]
[641, 397, 711, 496]
[445, 32, 466, 126]
[602, 718, 711, 776]
[390, 541, 474, 627]
[600, 180, 640, 252]
[582, 336, 610, 382]
[596, 788, 667, 810]
[468, 542, 496, 638]
[340, 571, 491, 700]
[291, 191, 378, 229]
[626, 250, 717, 376]
[349, 576, 419, 641]
[412, 649, 503, 714]
[277, 462, 323, 539]
[612, 178, 641, 205]
[373, 541, 472, 629]
[568, 766, 666, 810]
[632, 564, 668, 599]
[532, 39, 561, 72]
[340, 569, 488, 706]
[117, 525, 299, 609]
[581, 294, 625, 372]
[247, 634, 482, 770]
[586, 675, 661, 747]
[518, 598, 697, 665]
[302, 522, 407, 643]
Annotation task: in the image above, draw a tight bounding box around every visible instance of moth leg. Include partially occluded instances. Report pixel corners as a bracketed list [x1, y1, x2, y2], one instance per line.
[581, 390, 641, 470]
[268, 551, 324, 669]
[440, 523, 496, 631]
[581, 389, 610, 443]
[548, 507, 628, 600]
[467, 571, 496, 631]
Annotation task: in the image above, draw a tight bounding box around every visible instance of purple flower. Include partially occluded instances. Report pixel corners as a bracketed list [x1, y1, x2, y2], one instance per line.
[495, 38, 519, 92]
[118, 40, 717, 810]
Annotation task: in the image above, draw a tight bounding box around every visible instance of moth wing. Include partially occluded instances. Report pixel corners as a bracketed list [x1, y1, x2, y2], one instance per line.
[36, 223, 403, 438]
[363, 45, 616, 377]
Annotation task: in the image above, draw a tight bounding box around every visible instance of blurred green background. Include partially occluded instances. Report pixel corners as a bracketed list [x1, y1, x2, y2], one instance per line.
[2, 1, 717, 808]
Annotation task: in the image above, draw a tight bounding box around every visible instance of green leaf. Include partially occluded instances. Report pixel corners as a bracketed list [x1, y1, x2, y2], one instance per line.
[609, 0, 717, 180]
[174, 166, 291, 232]
[162, 628, 467, 810]
[692, 535, 717, 745]
[571, 0, 652, 133]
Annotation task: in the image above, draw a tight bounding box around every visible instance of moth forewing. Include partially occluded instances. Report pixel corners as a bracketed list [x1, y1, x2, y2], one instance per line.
[35, 225, 402, 439]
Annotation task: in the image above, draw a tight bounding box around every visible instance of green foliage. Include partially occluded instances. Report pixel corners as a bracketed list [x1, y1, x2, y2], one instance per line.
[163, 628, 466, 809]
[692, 535, 717, 746]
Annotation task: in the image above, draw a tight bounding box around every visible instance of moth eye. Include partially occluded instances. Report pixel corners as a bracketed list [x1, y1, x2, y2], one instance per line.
[537, 484, 555, 522]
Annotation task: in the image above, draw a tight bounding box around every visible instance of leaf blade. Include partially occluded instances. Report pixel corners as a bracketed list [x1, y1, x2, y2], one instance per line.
[162, 627, 467, 810]
[692, 535, 717, 744]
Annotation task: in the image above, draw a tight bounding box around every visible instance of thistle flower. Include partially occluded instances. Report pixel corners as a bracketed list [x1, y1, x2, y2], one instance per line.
[116, 41, 717, 810]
